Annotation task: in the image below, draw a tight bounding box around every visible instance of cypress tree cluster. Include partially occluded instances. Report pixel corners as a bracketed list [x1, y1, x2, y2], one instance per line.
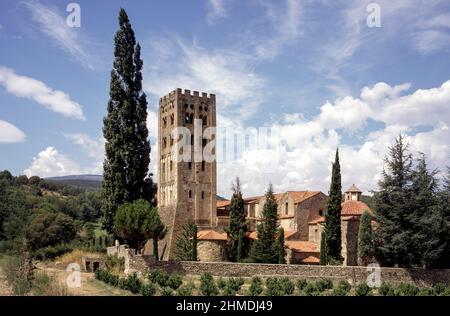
[102, 9, 152, 233]
[357, 210, 374, 265]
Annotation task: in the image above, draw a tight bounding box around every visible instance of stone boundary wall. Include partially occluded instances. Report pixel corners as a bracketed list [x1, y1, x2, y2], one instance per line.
[109, 246, 450, 287]
[133, 257, 450, 287]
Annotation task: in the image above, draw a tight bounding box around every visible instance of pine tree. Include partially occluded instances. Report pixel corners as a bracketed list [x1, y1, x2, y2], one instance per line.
[410, 155, 447, 268]
[358, 210, 374, 266]
[276, 227, 286, 264]
[373, 135, 413, 267]
[320, 231, 327, 265]
[102, 8, 152, 233]
[226, 178, 247, 261]
[249, 184, 279, 263]
[324, 149, 343, 263]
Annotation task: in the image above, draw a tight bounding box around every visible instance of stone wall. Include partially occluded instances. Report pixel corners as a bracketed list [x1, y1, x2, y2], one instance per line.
[197, 240, 227, 262]
[126, 257, 450, 287]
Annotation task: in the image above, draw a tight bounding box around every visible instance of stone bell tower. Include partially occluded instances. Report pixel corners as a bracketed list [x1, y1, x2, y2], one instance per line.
[157, 88, 217, 260]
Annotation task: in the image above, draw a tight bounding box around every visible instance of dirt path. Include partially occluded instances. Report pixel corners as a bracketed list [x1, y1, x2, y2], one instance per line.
[0, 266, 12, 296]
[36, 264, 131, 296]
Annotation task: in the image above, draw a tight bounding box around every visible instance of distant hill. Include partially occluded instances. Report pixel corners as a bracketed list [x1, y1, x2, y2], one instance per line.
[46, 175, 103, 190]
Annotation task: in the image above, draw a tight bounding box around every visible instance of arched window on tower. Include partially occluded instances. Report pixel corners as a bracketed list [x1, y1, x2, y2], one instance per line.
[170, 114, 174, 125]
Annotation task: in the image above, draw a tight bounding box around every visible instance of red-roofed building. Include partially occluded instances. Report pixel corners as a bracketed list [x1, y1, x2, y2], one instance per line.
[308, 184, 373, 266]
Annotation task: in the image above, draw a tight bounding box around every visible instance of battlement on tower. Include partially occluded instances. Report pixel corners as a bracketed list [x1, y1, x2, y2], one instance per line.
[159, 88, 216, 104]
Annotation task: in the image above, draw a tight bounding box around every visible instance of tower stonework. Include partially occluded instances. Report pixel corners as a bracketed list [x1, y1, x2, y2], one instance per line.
[157, 88, 217, 260]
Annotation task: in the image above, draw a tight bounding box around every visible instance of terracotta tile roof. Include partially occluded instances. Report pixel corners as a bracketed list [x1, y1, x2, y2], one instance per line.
[217, 200, 230, 208]
[286, 240, 319, 253]
[197, 230, 227, 241]
[286, 191, 321, 203]
[216, 191, 322, 208]
[247, 230, 297, 240]
[308, 216, 325, 225]
[341, 200, 371, 216]
[301, 255, 320, 264]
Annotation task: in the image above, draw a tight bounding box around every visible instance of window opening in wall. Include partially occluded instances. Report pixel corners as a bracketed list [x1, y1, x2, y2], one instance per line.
[201, 191, 204, 199]
[189, 190, 192, 198]
[202, 161, 205, 171]
[188, 162, 192, 170]
[285, 202, 288, 215]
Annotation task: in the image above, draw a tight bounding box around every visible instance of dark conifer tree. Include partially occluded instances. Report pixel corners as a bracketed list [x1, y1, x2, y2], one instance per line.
[226, 178, 246, 261]
[410, 155, 447, 268]
[358, 210, 374, 265]
[249, 184, 279, 263]
[324, 149, 343, 263]
[102, 9, 152, 233]
[373, 135, 413, 267]
[276, 227, 286, 264]
[319, 231, 327, 265]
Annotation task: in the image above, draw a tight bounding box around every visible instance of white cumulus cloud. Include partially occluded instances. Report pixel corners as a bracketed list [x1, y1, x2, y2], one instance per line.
[24, 147, 81, 177]
[0, 119, 26, 143]
[0, 66, 85, 120]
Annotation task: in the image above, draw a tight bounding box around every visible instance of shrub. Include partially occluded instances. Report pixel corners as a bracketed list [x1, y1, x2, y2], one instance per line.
[140, 283, 157, 296]
[222, 285, 237, 296]
[442, 287, 450, 296]
[337, 280, 351, 292]
[332, 280, 351, 296]
[331, 286, 348, 296]
[296, 279, 308, 291]
[33, 244, 73, 261]
[147, 270, 169, 288]
[315, 278, 333, 292]
[248, 277, 263, 296]
[417, 287, 436, 296]
[217, 277, 226, 290]
[104, 255, 125, 273]
[433, 283, 446, 295]
[265, 277, 283, 296]
[118, 273, 142, 294]
[395, 283, 419, 296]
[379, 282, 396, 296]
[227, 277, 245, 292]
[200, 273, 218, 296]
[167, 274, 183, 290]
[279, 277, 295, 295]
[31, 271, 68, 296]
[355, 283, 372, 296]
[161, 286, 173, 296]
[177, 283, 194, 296]
[304, 283, 320, 296]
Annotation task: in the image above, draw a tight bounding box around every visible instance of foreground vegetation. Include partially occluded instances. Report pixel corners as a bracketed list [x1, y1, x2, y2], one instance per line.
[94, 267, 450, 296]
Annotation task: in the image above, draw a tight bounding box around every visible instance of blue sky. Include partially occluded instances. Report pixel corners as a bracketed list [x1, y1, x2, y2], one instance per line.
[1, 0, 450, 197]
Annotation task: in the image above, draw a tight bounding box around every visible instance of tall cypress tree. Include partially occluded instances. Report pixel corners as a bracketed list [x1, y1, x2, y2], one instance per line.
[324, 149, 342, 263]
[373, 135, 413, 267]
[102, 9, 151, 233]
[226, 177, 247, 261]
[276, 227, 286, 264]
[358, 210, 374, 266]
[249, 184, 279, 263]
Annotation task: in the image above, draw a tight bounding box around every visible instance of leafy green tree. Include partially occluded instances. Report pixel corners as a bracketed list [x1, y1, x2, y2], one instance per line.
[276, 227, 286, 264]
[24, 211, 76, 251]
[102, 8, 152, 233]
[113, 199, 161, 253]
[249, 184, 279, 263]
[324, 149, 343, 263]
[226, 178, 246, 261]
[319, 231, 327, 265]
[173, 221, 198, 261]
[358, 210, 374, 265]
